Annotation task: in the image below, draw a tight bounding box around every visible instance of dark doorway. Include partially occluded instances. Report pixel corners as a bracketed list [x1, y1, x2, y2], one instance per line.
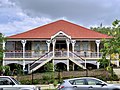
[55, 41, 67, 51]
[7, 63, 23, 75]
[86, 63, 97, 69]
[55, 63, 67, 71]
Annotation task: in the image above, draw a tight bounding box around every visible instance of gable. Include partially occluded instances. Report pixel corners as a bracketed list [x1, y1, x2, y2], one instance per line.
[51, 31, 71, 40]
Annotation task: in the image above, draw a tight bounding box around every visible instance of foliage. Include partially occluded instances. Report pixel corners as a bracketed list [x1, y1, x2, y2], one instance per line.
[53, 80, 58, 86]
[20, 79, 39, 85]
[44, 63, 53, 72]
[55, 64, 66, 71]
[91, 20, 120, 80]
[13, 64, 23, 75]
[18, 69, 119, 85]
[0, 33, 7, 75]
[91, 20, 120, 37]
[0, 33, 5, 65]
[42, 72, 55, 84]
[91, 26, 113, 35]
[20, 79, 32, 85]
[58, 71, 62, 83]
[0, 65, 11, 75]
[98, 20, 120, 69]
[4, 65, 11, 75]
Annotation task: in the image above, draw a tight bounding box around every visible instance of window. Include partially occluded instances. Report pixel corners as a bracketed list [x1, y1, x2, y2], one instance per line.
[15, 41, 22, 50]
[82, 41, 89, 51]
[40, 42, 47, 51]
[6, 41, 15, 51]
[0, 77, 13, 85]
[75, 41, 80, 51]
[87, 79, 102, 85]
[33, 42, 40, 54]
[11, 77, 20, 85]
[70, 79, 85, 85]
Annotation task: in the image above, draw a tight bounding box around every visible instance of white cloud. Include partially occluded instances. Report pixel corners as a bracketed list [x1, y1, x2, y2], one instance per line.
[0, 17, 52, 36]
[9, 0, 120, 26]
[1, 0, 120, 36]
[0, 0, 52, 36]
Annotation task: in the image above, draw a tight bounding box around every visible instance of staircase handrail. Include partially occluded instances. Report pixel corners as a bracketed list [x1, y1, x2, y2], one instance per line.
[70, 51, 85, 61]
[30, 57, 53, 73]
[30, 51, 51, 67]
[70, 51, 86, 69]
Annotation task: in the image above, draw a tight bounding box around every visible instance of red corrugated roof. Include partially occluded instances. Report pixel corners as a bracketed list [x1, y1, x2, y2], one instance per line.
[8, 20, 111, 39]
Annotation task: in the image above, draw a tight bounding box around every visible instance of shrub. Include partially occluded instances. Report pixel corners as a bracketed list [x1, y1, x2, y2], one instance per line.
[44, 63, 53, 72]
[42, 72, 55, 84]
[20, 79, 32, 85]
[53, 80, 58, 87]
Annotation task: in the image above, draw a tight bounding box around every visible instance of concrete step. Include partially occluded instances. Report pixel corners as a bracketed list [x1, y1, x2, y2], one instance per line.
[113, 68, 120, 78]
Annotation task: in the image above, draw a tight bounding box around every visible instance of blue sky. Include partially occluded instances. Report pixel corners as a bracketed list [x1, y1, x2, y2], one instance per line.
[0, 0, 120, 36]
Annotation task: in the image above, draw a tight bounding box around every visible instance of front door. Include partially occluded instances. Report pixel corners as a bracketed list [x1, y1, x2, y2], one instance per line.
[55, 41, 67, 57]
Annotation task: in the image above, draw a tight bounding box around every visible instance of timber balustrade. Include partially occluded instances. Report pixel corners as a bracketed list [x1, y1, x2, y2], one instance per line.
[4, 50, 104, 58]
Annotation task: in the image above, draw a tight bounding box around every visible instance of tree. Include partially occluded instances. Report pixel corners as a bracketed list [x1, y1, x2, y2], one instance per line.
[0, 33, 4, 64]
[96, 20, 120, 80]
[99, 20, 120, 69]
[0, 33, 8, 75]
[90, 25, 113, 35]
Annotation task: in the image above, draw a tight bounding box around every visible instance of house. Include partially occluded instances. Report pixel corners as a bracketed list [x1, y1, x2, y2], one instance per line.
[3, 20, 118, 73]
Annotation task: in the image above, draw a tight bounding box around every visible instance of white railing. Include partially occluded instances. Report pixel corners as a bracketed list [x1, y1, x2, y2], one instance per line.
[30, 51, 53, 67]
[5, 50, 48, 58]
[69, 52, 85, 63]
[5, 50, 103, 58]
[55, 51, 67, 57]
[54, 51, 103, 58]
[74, 51, 103, 58]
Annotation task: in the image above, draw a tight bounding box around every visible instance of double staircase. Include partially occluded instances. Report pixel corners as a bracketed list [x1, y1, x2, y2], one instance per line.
[29, 51, 86, 74]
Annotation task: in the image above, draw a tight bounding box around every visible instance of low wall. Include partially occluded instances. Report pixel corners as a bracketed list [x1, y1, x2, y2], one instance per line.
[107, 81, 120, 84]
[36, 84, 58, 90]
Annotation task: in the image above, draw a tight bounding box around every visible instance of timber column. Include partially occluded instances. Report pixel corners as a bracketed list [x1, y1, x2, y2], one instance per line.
[95, 40, 100, 58]
[52, 39, 56, 57]
[21, 40, 26, 72]
[46, 40, 51, 52]
[71, 40, 76, 70]
[95, 40, 100, 69]
[52, 39, 56, 71]
[2, 41, 6, 66]
[66, 39, 70, 57]
[71, 40, 76, 53]
[97, 62, 100, 69]
[66, 39, 70, 71]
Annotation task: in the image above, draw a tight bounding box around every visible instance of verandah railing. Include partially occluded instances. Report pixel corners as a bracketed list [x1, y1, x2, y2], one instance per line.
[4, 50, 48, 58]
[4, 50, 103, 58]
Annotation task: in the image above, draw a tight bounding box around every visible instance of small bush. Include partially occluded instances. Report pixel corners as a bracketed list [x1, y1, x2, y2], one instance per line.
[53, 80, 58, 86]
[44, 63, 53, 72]
[20, 79, 32, 85]
[42, 72, 55, 84]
